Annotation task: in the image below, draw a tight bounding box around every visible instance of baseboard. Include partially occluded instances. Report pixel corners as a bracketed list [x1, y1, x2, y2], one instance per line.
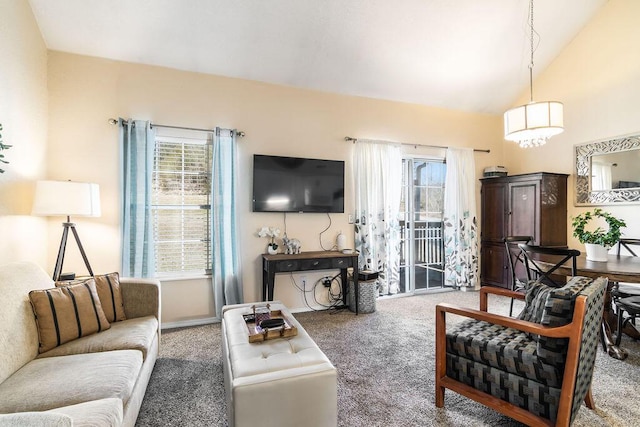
[161, 316, 220, 330]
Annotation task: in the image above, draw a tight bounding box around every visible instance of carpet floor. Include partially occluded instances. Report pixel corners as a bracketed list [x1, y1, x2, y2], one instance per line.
[136, 291, 640, 426]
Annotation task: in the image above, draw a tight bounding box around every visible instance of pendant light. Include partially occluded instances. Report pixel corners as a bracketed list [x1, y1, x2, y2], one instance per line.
[504, 0, 564, 148]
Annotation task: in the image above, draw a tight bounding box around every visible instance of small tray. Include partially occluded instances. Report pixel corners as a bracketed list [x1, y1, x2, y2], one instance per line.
[243, 309, 298, 343]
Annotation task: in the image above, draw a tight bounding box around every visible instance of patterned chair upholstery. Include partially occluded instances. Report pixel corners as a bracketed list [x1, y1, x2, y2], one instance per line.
[435, 276, 607, 427]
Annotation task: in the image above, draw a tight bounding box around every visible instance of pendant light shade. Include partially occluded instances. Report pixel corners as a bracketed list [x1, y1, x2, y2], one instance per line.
[504, 101, 564, 148]
[504, 0, 564, 148]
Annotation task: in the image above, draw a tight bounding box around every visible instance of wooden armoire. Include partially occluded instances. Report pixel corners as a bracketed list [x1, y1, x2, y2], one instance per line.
[480, 172, 569, 289]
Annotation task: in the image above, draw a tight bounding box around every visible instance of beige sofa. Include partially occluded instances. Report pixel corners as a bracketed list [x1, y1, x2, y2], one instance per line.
[0, 261, 161, 426]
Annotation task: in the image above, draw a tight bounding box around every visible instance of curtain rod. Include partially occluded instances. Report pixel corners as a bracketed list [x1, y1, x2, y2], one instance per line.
[344, 136, 490, 153]
[108, 118, 245, 137]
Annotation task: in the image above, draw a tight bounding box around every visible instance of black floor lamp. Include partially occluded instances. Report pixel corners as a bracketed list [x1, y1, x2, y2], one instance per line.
[32, 180, 101, 281]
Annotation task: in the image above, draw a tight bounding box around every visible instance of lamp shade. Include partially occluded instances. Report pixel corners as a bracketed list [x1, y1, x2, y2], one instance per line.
[504, 101, 564, 148]
[32, 180, 101, 217]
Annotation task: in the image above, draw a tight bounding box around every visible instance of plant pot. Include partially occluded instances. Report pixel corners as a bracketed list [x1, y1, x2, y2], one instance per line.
[584, 243, 609, 262]
[267, 244, 278, 255]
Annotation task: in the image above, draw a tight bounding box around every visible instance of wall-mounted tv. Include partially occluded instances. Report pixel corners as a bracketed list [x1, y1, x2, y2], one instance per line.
[252, 154, 345, 213]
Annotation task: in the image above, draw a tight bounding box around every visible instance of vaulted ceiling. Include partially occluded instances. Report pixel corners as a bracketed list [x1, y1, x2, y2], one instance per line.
[29, 0, 607, 114]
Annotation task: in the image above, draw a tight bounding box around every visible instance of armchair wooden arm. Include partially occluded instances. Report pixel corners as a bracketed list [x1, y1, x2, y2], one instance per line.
[479, 286, 525, 312]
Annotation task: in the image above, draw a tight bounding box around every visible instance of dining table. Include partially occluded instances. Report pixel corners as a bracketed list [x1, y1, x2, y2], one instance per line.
[537, 252, 640, 360]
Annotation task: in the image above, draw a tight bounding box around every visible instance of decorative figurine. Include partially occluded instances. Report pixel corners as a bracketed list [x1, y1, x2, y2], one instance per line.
[282, 236, 302, 255]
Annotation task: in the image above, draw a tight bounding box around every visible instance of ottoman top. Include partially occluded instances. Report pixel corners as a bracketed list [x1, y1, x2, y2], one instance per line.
[222, 302, 334, 379]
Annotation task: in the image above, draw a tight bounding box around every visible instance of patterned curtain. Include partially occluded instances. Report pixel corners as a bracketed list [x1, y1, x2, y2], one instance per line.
[443, 147, 478, 288]
[353, 140, 403, 295]
[212, 128, 243, 316]
[120, 119, 156, 277]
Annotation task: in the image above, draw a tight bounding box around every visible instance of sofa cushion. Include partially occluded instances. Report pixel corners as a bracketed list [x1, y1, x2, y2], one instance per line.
[49, 398, 124, 427]
[517, 279, 551, 323]
[446, 352, 561, 422]
[0, 399, 122, 427]
[539, 276, 593, 326]
[537, 276, 594, 368]
[0, 350, 142, 413]
[517, 276, 593, 367]
[518, 276, 592, 330]
[57, 273, 126, 323]
[0, 412, 72, 427]
[0, 262, 54, 385]
[29, 280, 111, 353]
[446, 319, 565, 388]
[38, 315, 158, 361]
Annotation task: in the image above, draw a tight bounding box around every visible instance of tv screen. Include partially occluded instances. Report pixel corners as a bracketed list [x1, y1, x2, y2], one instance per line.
[252, 154, 345, 213]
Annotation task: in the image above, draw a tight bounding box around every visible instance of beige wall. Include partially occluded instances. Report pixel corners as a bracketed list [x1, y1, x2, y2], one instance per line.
[502, 0, 640, 247]
[12, 0, 636, 326]
[47, 52, 502, 324]
[0, 0, 49, 266]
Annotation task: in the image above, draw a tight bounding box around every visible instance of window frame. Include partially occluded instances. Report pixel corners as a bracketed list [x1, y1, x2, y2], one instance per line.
[151, 133, 213, 278]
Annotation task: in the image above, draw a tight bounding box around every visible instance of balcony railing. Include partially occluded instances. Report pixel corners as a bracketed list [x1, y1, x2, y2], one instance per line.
[399, 220, 444, 267]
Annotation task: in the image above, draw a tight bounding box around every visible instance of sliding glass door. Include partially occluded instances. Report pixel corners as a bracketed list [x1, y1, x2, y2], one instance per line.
[399, 158, 446, 293]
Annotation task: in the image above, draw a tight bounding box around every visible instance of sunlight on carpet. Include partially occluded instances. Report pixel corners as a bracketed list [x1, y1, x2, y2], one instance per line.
[136, 291, 640, 427]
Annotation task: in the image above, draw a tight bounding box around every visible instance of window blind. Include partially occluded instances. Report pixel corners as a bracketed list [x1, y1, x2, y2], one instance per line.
[152, 136, 212, 275]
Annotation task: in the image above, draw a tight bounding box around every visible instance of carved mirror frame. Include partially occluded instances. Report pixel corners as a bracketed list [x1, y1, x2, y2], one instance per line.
[575, 133, 640, 206]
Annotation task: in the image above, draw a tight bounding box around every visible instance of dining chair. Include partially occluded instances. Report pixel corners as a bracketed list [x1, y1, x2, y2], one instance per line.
[518, 244, 580, 287]
[614, 296, 640, 346]
[504, 236, 532, 316]
[612, 238, 640, 299]
[617, 238, 640, 257]
[612, 238, 640, 343]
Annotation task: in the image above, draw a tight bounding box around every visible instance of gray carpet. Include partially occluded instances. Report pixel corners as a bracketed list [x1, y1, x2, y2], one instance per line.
[136, 291, 640, 426]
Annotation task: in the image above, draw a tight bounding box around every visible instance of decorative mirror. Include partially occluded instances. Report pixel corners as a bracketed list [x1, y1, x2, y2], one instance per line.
[575, 133, 640, 205]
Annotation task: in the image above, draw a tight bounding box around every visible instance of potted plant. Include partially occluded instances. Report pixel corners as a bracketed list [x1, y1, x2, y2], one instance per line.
[0, 123, 11, 173]
[257, 226, 281, 255]
[572, 208, 626, 261]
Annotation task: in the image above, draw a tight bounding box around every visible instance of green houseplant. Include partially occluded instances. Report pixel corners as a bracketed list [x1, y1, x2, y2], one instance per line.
[572, 208, 626, 261]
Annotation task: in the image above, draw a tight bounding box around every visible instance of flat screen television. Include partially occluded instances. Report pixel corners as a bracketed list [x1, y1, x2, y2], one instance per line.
[252, 154, 345, 213]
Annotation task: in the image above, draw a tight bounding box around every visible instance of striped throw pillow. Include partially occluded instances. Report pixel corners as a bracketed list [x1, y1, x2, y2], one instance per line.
[56, 273, 126, 323]
[29, 280, 111, 353]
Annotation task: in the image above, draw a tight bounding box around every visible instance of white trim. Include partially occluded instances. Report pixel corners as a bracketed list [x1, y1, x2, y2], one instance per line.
[161, 316, 219, 330]
[157, 274, 212, 282]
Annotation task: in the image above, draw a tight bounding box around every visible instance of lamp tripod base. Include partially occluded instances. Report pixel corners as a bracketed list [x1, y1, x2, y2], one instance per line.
[52, 221, 94, 281]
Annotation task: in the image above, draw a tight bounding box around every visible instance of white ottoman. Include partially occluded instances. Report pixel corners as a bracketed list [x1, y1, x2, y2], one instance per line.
[221, 302, 337, 427]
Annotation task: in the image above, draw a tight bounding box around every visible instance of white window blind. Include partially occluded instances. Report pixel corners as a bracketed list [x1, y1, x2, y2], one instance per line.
[152, 134, 212, 276]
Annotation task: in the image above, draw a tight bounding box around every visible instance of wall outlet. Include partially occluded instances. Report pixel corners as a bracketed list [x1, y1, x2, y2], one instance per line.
[348, 214, 354, 224]
[322, 276, 332, 287]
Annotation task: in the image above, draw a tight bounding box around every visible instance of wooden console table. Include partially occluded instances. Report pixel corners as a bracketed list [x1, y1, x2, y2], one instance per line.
[262, 251, 360, 314]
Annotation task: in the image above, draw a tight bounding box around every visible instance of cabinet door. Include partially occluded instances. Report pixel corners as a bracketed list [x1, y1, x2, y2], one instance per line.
[481, 243, 508, 288]
[481, 182, 506, 241]
[508, 181, 539, 243]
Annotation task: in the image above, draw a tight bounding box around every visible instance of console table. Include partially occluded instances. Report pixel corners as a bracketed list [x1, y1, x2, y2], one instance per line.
[262, 251, 360, 314]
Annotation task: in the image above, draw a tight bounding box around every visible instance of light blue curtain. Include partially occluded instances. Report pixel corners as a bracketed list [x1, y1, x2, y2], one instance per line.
[212, 128, 243, 316]
[353, 139, 403, 295]
[443, 147, 478, 288]
[120, 119, 155, 277]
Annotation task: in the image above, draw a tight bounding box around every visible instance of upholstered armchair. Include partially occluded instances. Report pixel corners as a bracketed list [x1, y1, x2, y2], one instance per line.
[435, 276, 607, 426]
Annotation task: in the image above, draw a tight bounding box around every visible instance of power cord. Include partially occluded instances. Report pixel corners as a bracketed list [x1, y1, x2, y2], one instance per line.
[319, 213, 338, 251]
[289, 273, 346, 312]
[283, 212, 288, 237]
